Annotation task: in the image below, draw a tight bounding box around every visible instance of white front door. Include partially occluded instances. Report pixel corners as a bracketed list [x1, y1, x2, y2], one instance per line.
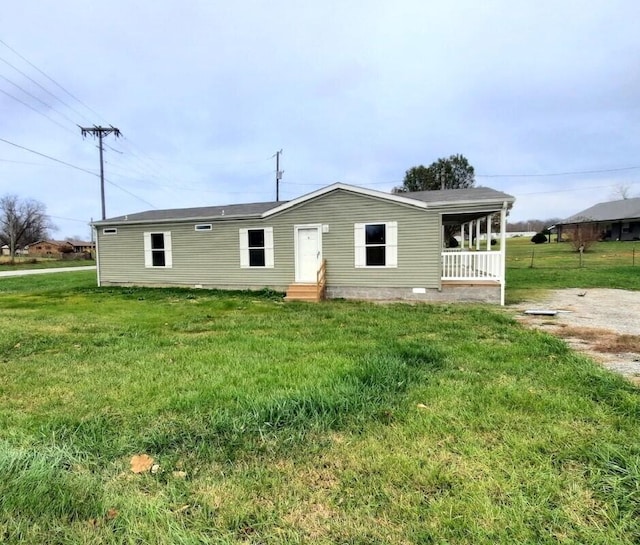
[296, 226, 321, 282]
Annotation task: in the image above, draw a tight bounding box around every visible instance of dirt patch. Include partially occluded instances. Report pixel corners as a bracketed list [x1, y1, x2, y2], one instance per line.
[510, 288, 640, 385]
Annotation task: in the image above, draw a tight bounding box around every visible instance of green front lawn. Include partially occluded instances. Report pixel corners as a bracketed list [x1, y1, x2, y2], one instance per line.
[506, 238, 640, 302]
[0, 271, 638, 543]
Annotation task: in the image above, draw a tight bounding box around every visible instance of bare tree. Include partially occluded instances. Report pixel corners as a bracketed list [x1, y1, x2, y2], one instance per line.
[563, 219, 601, 252]
[0, 195, 55, 259]
[610, 183, 632, 200]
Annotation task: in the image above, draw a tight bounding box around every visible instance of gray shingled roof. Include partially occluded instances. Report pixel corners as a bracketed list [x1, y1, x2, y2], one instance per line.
[559, 197, 640, 224]
[404, 186, 514, 204]
[94, 184, 514, 225]
[102, 201, 284, 223]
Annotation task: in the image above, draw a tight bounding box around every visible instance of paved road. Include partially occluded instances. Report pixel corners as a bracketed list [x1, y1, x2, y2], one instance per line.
[0, 266, 96, 278]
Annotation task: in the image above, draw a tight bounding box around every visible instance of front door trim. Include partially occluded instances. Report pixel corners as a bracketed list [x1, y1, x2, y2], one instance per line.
[294, 224, 323, 283]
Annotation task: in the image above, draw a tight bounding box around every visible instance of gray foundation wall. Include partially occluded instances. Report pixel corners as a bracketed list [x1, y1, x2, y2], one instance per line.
[326, 284, 500, 304]
[101, 281, 500, 304]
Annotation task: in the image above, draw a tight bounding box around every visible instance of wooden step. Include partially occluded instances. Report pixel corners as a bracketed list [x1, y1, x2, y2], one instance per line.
[285, 283, 320, 302]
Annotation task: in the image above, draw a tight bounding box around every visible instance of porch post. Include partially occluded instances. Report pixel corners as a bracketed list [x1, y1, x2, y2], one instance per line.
[486, 214, 492, 250]
[500, 203, 507, 306]
[475, 219, 481, 251]
[461, 223, 465, 248]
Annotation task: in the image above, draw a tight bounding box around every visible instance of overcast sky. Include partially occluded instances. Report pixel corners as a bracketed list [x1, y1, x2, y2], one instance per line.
[1, 1, 639, 239]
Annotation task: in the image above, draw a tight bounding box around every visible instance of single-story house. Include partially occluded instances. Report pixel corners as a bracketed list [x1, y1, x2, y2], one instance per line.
[25, 240, 73, 257]
[1, 245, 9, 256]
[556, 197, 640, 241]
[92, 183, 515, 304]
[67, 240, 96, 254]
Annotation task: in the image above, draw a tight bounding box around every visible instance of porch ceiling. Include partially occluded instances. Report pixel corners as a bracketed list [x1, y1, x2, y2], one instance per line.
[442, 211, 497, 225]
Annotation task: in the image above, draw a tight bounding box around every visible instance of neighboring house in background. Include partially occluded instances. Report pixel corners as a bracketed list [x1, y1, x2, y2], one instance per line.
[92, 183, 515, 305]
[25, 240, 73, 257]
[557, 197, 640, 241]
[25, 239, 95, 257]
[67, 240, 96, 254]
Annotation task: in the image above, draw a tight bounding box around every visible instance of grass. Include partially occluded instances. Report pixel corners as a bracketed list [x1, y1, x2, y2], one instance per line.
[0, 256, 95, 270]
[0, 271, 639, 543]
[506, 238, 640, 302]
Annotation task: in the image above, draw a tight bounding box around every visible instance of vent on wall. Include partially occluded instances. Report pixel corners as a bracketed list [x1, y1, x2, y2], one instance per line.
[103, 228, 117, 235]
[194, 224, 212, 231]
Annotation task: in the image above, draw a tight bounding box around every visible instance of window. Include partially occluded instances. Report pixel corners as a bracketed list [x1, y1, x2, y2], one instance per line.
[143, 232, 172, 268]
[365, 224, 386, 266]
[248, 229, 266, 266]
[354, 222, 397, 268]
[194, 224, 212, 231]
[103, 228, 117, 235]
[239, 227, 274, 268]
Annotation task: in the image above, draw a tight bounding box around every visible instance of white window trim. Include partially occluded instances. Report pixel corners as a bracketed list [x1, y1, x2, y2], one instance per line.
[194, 224, 212, 231]
[143, 231, 173, 268]
[103, 228, 117, 235]
[239, 227, 274, 268]
[354, 221, 397, 268]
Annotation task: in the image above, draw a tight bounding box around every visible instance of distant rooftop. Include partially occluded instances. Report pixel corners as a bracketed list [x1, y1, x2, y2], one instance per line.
[559, 197, 640, 224]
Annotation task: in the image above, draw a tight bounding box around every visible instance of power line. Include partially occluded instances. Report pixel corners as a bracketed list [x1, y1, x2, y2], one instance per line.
[0, 87, 77, 136]
[0, 73, 78, 126]
[0, 55, 91, 125]
[145, 154, 274, 168]
[0, 136, 156, 209]
[0, 38, 107, 123]
[514, 180, 639, 197]
[0, 41, 164, 183]
[0, 136, 96, 175]
[0, 158, 62, 166]
[477, 165, 640, 178]
[103, 177, 156, 209]
[49, 214, 90, 223]
[0, 39, 277, 194]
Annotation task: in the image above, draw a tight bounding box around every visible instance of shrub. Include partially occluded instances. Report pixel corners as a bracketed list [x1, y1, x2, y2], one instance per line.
[531, 232, 547, 244]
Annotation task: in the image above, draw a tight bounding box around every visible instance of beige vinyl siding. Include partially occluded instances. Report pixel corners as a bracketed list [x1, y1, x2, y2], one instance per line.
[97, 189, 442, 289]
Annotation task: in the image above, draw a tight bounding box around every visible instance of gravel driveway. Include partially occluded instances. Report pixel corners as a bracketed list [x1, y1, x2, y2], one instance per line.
[511, 288, 640, 384]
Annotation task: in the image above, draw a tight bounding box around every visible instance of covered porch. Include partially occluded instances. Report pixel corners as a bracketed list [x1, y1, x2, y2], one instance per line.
[440, 204, 508, 305]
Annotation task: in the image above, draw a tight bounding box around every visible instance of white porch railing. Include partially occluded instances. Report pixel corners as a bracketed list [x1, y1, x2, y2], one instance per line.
[441, 250, 502, 281]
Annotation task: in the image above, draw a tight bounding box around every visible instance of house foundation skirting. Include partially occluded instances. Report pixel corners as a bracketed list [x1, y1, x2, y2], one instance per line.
[99, 280, 290, 292]
[326, 284, 500, 304]
[99, 281, 501, 304]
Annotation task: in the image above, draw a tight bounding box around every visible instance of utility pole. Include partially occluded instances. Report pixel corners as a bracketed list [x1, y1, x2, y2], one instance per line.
[274, 149, 283, 201]
[80, 125, 121, 219]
